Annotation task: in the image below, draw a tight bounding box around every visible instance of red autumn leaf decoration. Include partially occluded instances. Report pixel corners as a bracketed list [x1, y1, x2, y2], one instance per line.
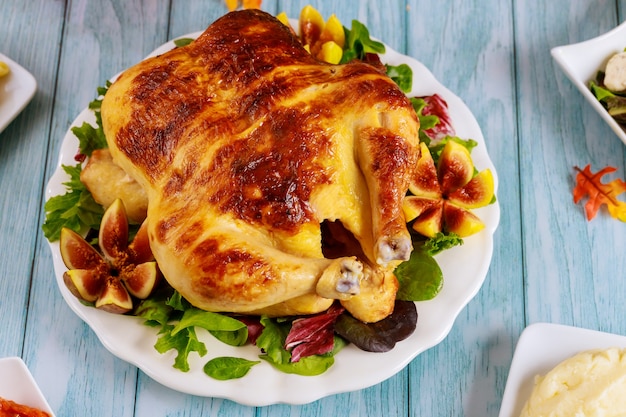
[573, 165, 626, 221]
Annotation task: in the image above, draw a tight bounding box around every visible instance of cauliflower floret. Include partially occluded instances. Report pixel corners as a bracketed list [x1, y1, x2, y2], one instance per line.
[604, 51, 626, 92]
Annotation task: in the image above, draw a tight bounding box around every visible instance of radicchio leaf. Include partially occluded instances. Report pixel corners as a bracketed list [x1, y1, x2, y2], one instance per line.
[420, 94, 455, 141]
[284, 304, 345, 362]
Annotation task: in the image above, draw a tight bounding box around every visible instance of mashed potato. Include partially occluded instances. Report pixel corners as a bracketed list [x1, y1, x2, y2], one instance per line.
[519, 348, 626, 417]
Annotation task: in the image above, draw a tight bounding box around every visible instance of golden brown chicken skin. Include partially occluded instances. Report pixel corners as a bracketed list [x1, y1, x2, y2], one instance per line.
[101, 9, 420, 322]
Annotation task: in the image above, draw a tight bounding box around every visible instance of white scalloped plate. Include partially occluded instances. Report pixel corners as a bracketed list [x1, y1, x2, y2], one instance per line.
[551, 20, 626, 145]
[45, 24, 500, 406]
[0, 357, 55, 416]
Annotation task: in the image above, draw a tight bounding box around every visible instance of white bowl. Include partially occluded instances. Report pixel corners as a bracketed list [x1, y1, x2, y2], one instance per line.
[551, 20, 626, 145]
[0, 53, 37, 134]
[498, 323, 626, 417]
[0, 357, 55, 416]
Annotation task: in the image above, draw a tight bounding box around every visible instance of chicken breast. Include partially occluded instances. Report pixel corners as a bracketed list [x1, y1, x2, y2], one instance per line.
[101, 9, 420, 322]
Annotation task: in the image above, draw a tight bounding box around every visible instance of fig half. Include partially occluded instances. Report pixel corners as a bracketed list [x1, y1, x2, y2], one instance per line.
[405, 140, 494, 238]
[58, 199, 160, 314]
[60, 228, 105, 270]
[95, 278, 133, 314]
[437, 140, 474, 194]
[408, 143, 441, 198]
[443, 202, 485, 237]
[447, 169, 495, 209]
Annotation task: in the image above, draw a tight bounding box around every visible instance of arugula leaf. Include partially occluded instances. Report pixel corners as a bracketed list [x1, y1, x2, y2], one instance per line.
[203, 357, 260, 380]
[42, 164, 104, 241]
[155, 324, 207, 372]
[340, 20, 385, 64]
[170, 308, 248, 347]
[386, 63, 413, 93]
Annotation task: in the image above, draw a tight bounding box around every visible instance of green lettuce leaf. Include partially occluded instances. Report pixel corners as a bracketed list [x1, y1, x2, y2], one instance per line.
[42, 164, 104, 241]
[155, 325, 207, 372]
[256, 316, 344, 376]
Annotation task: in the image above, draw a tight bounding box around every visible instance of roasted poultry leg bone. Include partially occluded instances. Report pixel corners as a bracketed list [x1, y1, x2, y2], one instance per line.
[101, 9, 420, 322]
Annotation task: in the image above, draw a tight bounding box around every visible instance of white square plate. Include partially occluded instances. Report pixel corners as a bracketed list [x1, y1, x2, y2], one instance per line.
[551, 20, 626, 145]
[0, 52, 37, 134]
[0, 357, 55, 416]
[498, 322, 626, 417]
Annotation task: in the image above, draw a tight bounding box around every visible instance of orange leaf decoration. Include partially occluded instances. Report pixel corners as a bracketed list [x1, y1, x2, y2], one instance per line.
[573, 165, 626, 221]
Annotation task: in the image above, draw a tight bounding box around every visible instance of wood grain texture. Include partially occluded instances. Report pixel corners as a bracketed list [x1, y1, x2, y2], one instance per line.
[0, 0, 65, 359]
[2, 0, 626, 415]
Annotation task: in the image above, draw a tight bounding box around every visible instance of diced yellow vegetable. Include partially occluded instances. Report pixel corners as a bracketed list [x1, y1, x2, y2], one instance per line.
[276, 11, 290, 26]
[322, 14, 345, 48]
[318, 41, 343, 64]
[242, 0, 262, 9]
[0, 62, 9, 78]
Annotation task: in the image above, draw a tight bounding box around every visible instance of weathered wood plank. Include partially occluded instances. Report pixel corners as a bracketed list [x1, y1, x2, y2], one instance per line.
[27, 1, 170, 415]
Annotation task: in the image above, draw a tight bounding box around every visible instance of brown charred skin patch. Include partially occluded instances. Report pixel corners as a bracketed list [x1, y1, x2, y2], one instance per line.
[191, 238, 276, 303]
[206, 106, 334, 233]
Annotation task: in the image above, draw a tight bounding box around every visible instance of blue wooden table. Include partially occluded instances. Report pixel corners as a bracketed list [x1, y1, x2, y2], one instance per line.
[2, 0, 626, 415]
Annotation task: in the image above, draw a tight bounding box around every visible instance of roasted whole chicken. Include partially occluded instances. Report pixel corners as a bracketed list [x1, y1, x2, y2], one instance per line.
[101, 9, 420, 323]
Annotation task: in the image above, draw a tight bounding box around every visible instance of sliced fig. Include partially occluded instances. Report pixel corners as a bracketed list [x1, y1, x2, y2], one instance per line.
[443, 202, 485, 237]
[438, 140, 474, 194]
[63, 269, 106, 303]
[408, 143, 441, 198]
[402, 196, 439, 222]
[95, 278, 133, 314]
[60, 228, 106, 270]
[99, 199, 129, 261]
[411, 200, 444, 238]
[447, 169, 495, 209]
[127, 220, 154, 264]
[121, 261, 161, 299]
